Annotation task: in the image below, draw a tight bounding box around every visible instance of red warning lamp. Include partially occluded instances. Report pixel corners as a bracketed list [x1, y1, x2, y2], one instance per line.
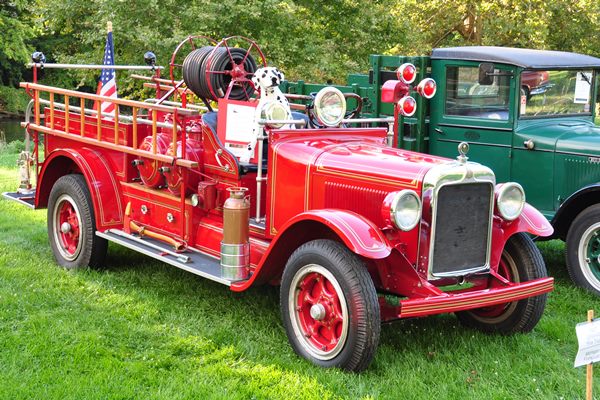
[416, 78, 437, 99]
[398, 96, 417, 117]
[396, 63, 417, 84]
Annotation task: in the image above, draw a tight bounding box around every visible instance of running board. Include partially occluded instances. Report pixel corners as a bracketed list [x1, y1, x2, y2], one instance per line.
[97, 229, 242, 286]
[2, 190, 36, 209]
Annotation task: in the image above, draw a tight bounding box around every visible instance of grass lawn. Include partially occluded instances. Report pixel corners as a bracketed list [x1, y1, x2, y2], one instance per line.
[1, 148, 599, 399]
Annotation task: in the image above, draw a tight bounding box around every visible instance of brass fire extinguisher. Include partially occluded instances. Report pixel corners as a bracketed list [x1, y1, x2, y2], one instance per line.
[221, 187, 250, 280]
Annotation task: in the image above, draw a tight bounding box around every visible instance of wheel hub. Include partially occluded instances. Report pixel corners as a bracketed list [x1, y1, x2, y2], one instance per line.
[309, 303, 326, 321]
[60, 222, 72, 234]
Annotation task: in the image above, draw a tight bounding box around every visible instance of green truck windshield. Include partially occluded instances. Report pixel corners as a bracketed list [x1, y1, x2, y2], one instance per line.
[520, 69, 593, 118]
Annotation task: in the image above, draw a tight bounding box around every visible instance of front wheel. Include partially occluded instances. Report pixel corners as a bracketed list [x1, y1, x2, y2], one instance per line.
[48, 174, 107, 269]
[280, 239, 380, 372]
[566, 204, 600, 295]
[456, 233, 548, 334]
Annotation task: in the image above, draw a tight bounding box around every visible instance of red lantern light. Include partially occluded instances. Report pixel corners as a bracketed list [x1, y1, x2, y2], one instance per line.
[416, 78, 437, 99]
[396, 63, 417, 84]
[398, 96, 417, 117]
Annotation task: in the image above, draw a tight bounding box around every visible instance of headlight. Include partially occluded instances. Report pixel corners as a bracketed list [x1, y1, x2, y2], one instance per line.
[388, 190, 422, 231]
[496, 183, 525, 221]
[261, 101, 289, 129]
[314, 87, 346, 127]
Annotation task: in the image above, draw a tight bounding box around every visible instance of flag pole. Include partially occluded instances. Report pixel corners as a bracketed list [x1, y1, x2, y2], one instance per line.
[107, 21, 112, 33]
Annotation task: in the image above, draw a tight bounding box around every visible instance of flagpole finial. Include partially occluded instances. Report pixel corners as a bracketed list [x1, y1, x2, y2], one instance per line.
[107, 21, 113, 33]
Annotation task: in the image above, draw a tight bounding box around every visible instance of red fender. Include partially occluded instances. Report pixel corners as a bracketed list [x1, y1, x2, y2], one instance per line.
[36, 148, 123, 230]
[231, 209, 392, 292]
[502, 203, 554, 238]
[489, 203, 554, 268]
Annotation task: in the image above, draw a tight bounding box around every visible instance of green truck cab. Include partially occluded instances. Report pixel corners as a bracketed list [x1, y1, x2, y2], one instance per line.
[282, 46, 600, 295]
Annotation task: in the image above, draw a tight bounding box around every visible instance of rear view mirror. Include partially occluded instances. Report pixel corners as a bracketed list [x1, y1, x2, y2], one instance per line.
[478, 63, 495, 85]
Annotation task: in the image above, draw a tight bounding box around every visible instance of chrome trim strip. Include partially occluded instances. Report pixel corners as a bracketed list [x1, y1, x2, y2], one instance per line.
[435, 138, 512, 148]
[437, 123, 513, 132]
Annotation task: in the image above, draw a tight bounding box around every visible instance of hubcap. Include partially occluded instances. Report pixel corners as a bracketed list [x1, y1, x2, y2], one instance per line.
[579, 223, 600, 287]
[60, 222, 72, 234]
[289, 264, 348, 361]
[310, 304, 326, 321]
[53, 194, 83, 261]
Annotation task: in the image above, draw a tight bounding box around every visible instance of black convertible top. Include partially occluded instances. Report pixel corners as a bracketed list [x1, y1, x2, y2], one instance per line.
[431, 46, 600, 69]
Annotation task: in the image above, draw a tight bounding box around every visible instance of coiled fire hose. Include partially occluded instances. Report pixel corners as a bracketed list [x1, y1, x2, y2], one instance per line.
[182, 46, 257, 101]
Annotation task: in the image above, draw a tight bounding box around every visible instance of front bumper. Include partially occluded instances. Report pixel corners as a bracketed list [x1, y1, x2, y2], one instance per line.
[380, 277, 554, 320]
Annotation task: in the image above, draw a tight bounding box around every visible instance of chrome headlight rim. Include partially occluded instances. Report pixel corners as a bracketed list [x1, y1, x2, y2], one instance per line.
[390, 189, 422, 231]
[261, 101, 288, 129]
[314, 87, 346, 127]
[497, 182, 525, 221]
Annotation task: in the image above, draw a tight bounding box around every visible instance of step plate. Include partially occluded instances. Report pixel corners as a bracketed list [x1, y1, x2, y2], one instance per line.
[97, 229, 242, 286]
[2, 190, 36, 209]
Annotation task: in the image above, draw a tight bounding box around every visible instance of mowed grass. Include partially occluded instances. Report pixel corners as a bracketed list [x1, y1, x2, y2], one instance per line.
[1, 149, 600, 400]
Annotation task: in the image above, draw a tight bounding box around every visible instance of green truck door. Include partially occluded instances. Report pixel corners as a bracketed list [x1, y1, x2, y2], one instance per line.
[511, 121, 557, 216]
[429, 62, 516, 183]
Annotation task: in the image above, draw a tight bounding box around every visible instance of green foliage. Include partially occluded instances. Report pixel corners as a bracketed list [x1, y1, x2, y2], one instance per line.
[0, 85, 30, 114]
[0, 0, 599, 100]
[0, 1, 36, 86]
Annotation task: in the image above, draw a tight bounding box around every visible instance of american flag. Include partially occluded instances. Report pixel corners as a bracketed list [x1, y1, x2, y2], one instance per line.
[97, 26, 117, 114]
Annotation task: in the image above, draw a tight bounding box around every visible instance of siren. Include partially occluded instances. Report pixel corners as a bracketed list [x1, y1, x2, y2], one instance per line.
[396, 63, 416, 84]
[398, 96, 417, 117]
[416, 78, 437, 99]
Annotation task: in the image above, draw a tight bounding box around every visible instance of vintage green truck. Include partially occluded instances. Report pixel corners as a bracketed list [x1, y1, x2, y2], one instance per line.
[282, 46, 600, 295]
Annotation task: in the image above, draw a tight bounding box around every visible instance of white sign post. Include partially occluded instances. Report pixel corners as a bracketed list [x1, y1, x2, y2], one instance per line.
[575, 310, 598, 400]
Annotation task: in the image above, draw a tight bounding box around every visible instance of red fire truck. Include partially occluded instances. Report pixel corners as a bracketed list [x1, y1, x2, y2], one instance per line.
[3, 37, 554, 371]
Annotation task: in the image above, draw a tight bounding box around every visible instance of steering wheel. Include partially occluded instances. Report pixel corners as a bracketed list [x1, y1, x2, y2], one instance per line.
[306, 92, 364, 128]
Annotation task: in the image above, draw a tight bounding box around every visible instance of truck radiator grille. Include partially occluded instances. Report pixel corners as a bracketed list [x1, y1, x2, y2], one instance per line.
[430, 183, 493, 276]
[324, 182, 387, 226]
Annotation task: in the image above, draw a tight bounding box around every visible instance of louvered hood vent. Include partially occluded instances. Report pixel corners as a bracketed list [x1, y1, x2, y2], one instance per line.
[324, 182, 388, 226]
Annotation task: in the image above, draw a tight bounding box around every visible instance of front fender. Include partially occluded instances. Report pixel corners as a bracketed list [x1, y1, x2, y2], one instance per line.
[489, 203, 553, 269]
[230, 209, 391, 292]
[502, 203, 554, 238]
[37, 148, 123, 230]
[291, 209, 392, 259]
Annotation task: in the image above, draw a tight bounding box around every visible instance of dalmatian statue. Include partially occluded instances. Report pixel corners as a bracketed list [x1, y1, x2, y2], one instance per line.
[240, 67, 292, 163]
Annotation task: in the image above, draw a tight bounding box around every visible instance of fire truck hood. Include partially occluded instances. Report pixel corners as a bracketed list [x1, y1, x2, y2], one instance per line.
[274, 133, 451, 190]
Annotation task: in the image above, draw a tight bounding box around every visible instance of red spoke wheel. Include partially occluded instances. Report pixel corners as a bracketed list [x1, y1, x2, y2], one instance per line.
[54, 194, 83, 260]
[456, 233, 548, 334]
[48, 174, 107, 269]
[280, 239, 380, 372]
[291, 265, 349, 359]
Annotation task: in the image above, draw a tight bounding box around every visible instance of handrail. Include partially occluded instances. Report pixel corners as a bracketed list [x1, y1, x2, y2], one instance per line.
[27, 63, 164, 70]
[23, 123, 198, 169]
[21, 81, 201, 168]
[37, 98, 179, 130]
[20, 82, 199, 116]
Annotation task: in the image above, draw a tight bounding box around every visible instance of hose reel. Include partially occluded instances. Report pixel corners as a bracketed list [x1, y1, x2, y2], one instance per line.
[180, 36, 265, 101]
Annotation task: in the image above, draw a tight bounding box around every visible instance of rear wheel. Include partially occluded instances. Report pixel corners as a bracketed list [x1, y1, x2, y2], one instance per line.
[48, 174, 107, 269]
[566, 205, 600, 295]
[280, 239, 380, 372]
[456, 233, 548, 334]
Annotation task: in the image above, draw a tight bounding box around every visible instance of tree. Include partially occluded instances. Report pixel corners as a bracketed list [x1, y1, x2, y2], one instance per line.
[0, 0, 34, 86]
